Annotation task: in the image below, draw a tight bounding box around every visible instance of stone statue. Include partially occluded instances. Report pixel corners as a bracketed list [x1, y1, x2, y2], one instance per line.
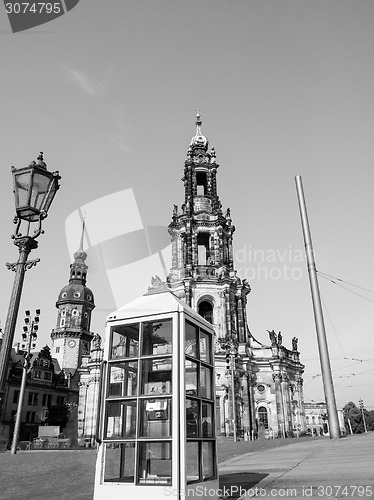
[292, 337, 298, 351]
[91, 333, 102, 351]
[267, 329, 277, 345]
[277, 331, 282, 346]
[151, 275, 162, 288]
[225, 208, 231, 218]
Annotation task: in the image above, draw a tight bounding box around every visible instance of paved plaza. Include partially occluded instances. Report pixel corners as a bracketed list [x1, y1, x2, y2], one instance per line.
[0, 433, 373, 499]
[220, 432, 374, 499]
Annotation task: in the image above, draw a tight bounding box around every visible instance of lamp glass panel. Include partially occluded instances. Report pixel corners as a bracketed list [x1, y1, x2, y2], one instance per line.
[30, 171, 52, 211]
[41, 178, 58, 213]
[14, 171, 31, 208]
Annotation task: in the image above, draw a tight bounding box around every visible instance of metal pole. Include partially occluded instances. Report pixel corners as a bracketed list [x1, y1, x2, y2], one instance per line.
[10, 320, 34, 455]
[0, 238, 37, 400]
[295, 175, 340, 439]
[348, 418, 353, 435]
[359, 398, 368, 433]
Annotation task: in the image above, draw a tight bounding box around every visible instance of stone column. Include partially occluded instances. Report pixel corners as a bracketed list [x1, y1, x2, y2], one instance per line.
[236, 295, 245, 343]
[272, 372, 285, 438]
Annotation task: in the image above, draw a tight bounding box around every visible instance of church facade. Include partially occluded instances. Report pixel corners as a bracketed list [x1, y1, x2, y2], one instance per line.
[166, 114, 305, 439]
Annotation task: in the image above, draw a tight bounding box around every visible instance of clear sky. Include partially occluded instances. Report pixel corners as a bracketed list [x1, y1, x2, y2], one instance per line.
[1, 0, 374, 411]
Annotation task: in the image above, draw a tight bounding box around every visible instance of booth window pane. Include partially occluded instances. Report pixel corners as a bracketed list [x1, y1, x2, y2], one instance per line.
[202, 441, 215, 480]
[185, 360, 198, 396]
[137, 442, 172, 485]
[111, 324, 139, 359]
[186, 441, 200, 483]
[141, 358, 172, 395]
[185, 321, 198, 358]
[142, 319, 172, 356]
[186, 398, 200, 438]
[108, 361, 138, 397]
[139, 398, 172, 438]
[106, 400, 137, 438]
[104, 442, 135, 483]
[200, 366, 212, 399]
[200, 330, 212, 364]
[202, 402, 214, 438]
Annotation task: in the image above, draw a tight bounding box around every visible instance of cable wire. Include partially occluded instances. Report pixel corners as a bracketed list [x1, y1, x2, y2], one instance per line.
[317, 272, 374, 304]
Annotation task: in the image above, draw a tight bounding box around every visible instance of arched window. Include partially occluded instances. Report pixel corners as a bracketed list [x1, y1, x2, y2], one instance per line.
[197, 233, 210, 265]
[196, 172, 207, 196]
[198, 301, 213, 324]
[258, 406, 269, 430]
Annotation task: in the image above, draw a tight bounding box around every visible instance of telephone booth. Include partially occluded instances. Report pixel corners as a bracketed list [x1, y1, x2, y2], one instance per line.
[93, 289, 219, 499]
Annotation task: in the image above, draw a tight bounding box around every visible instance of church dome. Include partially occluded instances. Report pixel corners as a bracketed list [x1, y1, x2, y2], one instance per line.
[190, 112, 209, 150]
[57, 283, 95, 306]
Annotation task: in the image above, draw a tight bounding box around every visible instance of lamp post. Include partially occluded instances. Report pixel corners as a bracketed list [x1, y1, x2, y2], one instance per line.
[225, 340, 238, 442]
[359, 398, 368, 433]
[0, 153, 60, 420]
[10, 310, 40, 454]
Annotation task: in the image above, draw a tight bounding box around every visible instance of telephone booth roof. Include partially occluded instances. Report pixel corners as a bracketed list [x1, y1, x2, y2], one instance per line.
[107, 289, 212, 328]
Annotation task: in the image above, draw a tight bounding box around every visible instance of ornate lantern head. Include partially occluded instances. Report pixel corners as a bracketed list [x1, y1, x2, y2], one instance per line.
[12, 152, 61, 222]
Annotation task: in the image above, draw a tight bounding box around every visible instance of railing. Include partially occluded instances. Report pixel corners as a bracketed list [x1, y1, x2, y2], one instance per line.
[195, 265, 217, 280]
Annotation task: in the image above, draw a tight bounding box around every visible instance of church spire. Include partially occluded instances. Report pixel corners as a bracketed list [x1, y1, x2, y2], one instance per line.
[190, 110, 208, 150]
[70, 219, 88, 285]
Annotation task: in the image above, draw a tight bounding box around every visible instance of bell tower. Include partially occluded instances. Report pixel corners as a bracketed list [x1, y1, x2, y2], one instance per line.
[51, 222, 95, 373]
[168, 113, 251, 343]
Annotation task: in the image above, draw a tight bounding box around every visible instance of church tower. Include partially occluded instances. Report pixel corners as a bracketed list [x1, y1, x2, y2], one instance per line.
[168, 114, 255, 438]
[168, 113, 251, 343]
[50, 223, 95, 373]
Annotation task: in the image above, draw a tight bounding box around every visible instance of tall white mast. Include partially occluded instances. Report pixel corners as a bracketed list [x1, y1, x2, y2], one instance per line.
[295, 175, 340, 439]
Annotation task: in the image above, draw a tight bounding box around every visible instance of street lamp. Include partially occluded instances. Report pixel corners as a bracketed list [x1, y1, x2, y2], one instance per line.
[0, 153, 60, 413]
[11, 310, 40, 454]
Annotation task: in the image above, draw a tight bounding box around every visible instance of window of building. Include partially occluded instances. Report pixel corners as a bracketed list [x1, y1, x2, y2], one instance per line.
[44, 372, 52, 381]
[56, 396, 65, 406]
[198, 301, 213, 325]
[42, 394, 52, 406]
[258, 406, 269, 430]
[26, 411, 36, 423]
[197, 233, 210, 265]
[61, 309, 66, 317]
[56, 347, 60, 353]
[13, 390, 20, 404]
[72, 309, 79, 316]
[196, 172, 207, 196]
[34, 370, 42, 379]
[28, 392, 38, 406]
[60, 318, 65, 327]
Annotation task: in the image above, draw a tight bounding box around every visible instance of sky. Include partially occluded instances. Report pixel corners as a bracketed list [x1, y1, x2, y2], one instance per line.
[0, 0, 374, 411]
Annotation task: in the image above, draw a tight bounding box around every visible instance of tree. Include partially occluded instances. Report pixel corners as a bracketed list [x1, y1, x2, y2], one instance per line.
[343, 401, 374, 433]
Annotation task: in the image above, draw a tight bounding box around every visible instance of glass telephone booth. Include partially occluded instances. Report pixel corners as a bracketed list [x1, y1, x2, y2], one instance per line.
[93, 290, 219, 500]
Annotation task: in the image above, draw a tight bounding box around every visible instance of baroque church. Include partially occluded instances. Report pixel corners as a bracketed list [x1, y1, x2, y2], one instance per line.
[1, 115, 306, 447]
[65, 114, 305, 443]
[165, 114, 305, 439]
